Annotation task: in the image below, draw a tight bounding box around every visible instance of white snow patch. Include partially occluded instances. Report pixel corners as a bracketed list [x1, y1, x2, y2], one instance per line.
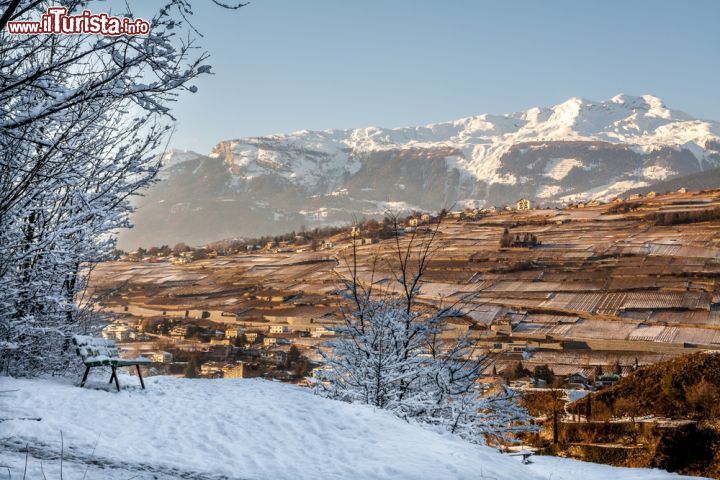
[544, 158, 584, 181]
[560, 179, 649, 203]
[0, 376, 534, 480]
[0, 376, 702, 480]
[642, 165, 674, 181]
[299, 207, 330, 219]
[536, 184, 562, 199]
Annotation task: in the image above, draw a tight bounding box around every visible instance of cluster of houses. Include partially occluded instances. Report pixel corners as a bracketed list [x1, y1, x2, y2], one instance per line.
[119, 186, 692, 264]
[444, 199, 532, 221]
[199, 361, 246, 379]
[446, 189, 687, 216]
[102, 299, 336, 381]
[120, 249, 215, 264]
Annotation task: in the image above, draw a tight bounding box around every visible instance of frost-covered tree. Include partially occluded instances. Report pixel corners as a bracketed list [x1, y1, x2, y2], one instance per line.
[0, 0, 244, 375]
[317, 215, 535, 445]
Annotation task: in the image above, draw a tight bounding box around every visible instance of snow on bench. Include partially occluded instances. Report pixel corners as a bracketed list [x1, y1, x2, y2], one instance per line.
[507, 447, 537, 464]
[72, 335, 150, 391]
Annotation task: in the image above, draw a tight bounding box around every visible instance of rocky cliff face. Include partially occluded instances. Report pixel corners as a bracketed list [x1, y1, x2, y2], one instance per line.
[118, 94, 720, 248]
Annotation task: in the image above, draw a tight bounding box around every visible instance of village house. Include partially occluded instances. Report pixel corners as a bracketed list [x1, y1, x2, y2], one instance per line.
[310, 326, 332, 337]
[151, 351, 173, 363]
[263, 345, 290, 366]
[595, 373, 620, 388]
[353, 237, 375, 246]
[200, 361, 227, 378]
[568, 372, 591, 389]
[263, 335, 292, 347]
[222, 362, 246, 379]
[128, 332, 151, 341]
[516, 198, 531, 210]
[269, 324, 290, 334]
[171, 256, 190, 265]
[170, 325, 188, 338]
[126, 251, 143, 262]
[101, 323, 134, 341]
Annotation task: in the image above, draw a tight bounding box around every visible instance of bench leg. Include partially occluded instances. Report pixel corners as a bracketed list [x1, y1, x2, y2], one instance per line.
[80, 366, 90, 388]
[111, 366, 120, 392]
[136, 364, 145, 389]
[109, 368, 116, 383]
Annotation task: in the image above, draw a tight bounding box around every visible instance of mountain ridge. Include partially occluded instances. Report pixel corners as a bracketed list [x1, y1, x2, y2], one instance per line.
[117, 94, 720, 248]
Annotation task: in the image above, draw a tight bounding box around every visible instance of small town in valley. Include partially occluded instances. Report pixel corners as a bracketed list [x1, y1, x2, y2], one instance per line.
[83, 187, 720, 472]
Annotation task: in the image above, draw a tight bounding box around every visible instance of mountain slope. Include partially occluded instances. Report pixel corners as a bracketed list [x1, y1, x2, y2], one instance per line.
[118, 95, 720, 248]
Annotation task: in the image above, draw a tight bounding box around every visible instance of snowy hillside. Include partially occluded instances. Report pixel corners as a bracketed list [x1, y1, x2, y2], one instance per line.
[119, 95, 720, 247]
[0, 375, 704, 480]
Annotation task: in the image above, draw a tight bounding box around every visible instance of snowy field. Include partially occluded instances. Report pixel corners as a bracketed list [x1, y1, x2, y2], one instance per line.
[0, 375, 706, 480]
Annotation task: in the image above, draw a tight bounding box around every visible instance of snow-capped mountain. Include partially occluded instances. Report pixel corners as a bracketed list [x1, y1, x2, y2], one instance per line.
[118, 94, 720, 248]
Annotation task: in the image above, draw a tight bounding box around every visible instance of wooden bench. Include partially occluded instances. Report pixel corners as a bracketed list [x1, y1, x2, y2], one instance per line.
[72, 335, 151, 391]
[507, 449, 535, 464]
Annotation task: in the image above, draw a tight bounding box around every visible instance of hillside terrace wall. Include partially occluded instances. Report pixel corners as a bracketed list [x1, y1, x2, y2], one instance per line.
[105, 304, 241, 324]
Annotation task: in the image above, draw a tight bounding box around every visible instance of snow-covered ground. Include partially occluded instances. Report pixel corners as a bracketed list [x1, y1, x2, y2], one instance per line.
[0, 375, 706, 480]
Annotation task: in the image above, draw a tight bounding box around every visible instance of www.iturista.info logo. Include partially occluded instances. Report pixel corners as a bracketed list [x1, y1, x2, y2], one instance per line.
[7, 7, 150, 35]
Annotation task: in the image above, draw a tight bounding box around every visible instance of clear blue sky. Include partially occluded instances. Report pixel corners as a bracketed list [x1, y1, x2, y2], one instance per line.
[144, 0, 720, 153]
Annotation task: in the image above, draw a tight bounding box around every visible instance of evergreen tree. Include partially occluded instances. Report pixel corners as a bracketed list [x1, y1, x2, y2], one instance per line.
[500, 228, 513, 248]
[513, 361, 529, 379]
[285, 345, 301, 369]
[234, 334, 248, 348]
[533, 364, 555, 383]
[184, 358, 201, 379]
[160, 319, 171, 336]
